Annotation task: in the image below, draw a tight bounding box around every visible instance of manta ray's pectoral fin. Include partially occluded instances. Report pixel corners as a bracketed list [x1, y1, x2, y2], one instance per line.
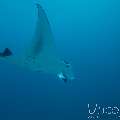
[26, 3, 55, 58]
[0, 48, 12, 57]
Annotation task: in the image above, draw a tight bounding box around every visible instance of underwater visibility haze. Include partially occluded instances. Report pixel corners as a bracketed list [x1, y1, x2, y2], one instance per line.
[0, 0, 120, 120]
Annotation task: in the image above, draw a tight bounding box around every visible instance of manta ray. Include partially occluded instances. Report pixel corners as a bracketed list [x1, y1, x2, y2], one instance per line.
[0, 4, 74, 83]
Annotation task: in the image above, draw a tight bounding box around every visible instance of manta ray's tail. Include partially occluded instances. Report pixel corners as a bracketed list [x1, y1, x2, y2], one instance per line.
[0, 48, 12, 57]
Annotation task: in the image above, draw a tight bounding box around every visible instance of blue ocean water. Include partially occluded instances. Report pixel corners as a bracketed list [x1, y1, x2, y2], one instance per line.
[0, 0, 120, 120]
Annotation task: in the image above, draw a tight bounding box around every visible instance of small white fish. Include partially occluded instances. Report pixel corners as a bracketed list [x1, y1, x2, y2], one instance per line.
[0, 4, 75, 83]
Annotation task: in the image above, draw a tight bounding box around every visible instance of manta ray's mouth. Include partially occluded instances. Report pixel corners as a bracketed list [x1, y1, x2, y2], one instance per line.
[57, 72, 65, 79]
[57, 72, 65, 81]
[57, 72, 69, 83]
